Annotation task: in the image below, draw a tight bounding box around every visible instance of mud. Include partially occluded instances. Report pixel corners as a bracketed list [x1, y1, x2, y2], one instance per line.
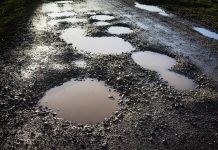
[0, 0, 218, 149]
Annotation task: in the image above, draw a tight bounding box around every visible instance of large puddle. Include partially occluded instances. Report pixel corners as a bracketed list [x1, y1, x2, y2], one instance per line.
[194, 27, 218, 40]
[135, 2, 169, 16]
[39, 79, 119, 124]
[42, 3, 74, 13]
[90, 15, 115, 21]
[107, 26, 133, 35]
[60, 27, 134, 54]
[132, 51, 196, 90]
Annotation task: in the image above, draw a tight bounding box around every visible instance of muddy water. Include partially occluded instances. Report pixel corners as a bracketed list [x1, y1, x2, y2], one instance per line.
[41, 3, 74, 13]
[39, 79, 119, 124]
[60, 27, 134, 54]
[132, 51, 196, 90]
[135, 2, 169, 16]
[90, 15, 115, 21]
[194, 27, 218, 40]
[107, 26, 133, 35]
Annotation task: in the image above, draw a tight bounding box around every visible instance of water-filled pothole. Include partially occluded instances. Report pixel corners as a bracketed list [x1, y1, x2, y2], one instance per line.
[135, 2, 169, 16]
[107, 26, 133, 35]
[194, 27, 218, 40]
[39, 79, 119, 124]
[60, 27, 134, 55]
[132, 51, 196, 90]
[42, 3, 73, 13]
[90, 15, 115, 21]
[93, 21, 110, 26]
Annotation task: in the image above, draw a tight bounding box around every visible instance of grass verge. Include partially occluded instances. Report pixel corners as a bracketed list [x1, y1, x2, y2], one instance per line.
[138, 0, 218, 32]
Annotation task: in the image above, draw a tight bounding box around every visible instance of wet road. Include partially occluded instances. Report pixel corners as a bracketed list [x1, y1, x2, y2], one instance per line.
[1, 0, 218, 149]
[27, 0, 218, 82]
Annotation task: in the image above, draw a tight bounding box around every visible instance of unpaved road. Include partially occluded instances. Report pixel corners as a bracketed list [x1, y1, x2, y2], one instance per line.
[0, 0, 218, 149]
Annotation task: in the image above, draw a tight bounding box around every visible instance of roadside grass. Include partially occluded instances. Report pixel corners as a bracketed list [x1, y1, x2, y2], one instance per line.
[139, 0, 218, 31]
[0, 0, 41, 37]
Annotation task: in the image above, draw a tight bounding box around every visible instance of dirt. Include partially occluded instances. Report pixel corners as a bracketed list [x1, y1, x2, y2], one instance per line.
[0, 0, 218, 149]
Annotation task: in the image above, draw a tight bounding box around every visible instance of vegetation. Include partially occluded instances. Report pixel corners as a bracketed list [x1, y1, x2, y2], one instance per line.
[139, 0, 218, 31]
[0, 0, 40, 37]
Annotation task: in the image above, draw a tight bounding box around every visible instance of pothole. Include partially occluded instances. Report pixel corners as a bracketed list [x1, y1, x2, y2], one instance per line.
[60, 27, 135, 55]
[73, 60, 87, 68]
[41, 3, 73, 13]
[90, 15, 115, 21]
[135, 2, 169, 16]
[93, 21, 110, 26]
[107, 26, 133, 35]
[132, 51, 196, 90]
[194, 27, 218, 40]
[39, 79, 120, 124]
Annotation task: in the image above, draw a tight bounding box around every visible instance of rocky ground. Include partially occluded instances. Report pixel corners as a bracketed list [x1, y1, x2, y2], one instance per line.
[0, 0, 218, 149]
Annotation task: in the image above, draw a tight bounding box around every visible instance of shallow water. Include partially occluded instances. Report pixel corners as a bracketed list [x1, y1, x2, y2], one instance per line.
[60, 27, 134, 54]
[39, 79, 119, 124]
[132, 51, 196, 90]
[41, 3, 73, 13]
[93, 21, 110, 26]
[90, 15, 115, 21]
[135, 2, 169, 16]
[194, 27, 218, 40]
[107, 26, 133, 35]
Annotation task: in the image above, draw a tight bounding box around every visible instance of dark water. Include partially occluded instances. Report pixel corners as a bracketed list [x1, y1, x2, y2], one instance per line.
[132, 51, 196, 90]
[39, 79, 119, 124]
[60, 27, 134, 55]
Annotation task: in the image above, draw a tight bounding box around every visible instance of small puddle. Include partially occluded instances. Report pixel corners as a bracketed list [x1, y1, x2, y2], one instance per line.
[107, 26, 133, 35]
[39, 79, 119, 124]
[132, 51, 196, 90]
[194, 27, 218, 40]
[135, 2, 169, 16]
[47, 11, 77, 18]
[42, 3, 73, 13]
[73, 60, 87, 68]
[60, 27, 134, 55]
[90, 15, 115, 21]
[93, 21, 110, 26]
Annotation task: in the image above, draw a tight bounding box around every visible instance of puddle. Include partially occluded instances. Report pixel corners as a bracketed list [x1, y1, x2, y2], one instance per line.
[93, 21, 110, 26]
[56, 1, 74, 4]
[135, 2, 169, 16]
[60, 27, 134, 55]
[41, 3, 73, 13]
[90, 15, 115, 21]
[194, 27, 218, 40]
[132, 51, 196, 90]
[47, 11, 77, 18]
[107, 26, 133, 35]
[73, 60, 87, 68]
[39, 79, 119, 124]
[48, 18, 87, 26]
